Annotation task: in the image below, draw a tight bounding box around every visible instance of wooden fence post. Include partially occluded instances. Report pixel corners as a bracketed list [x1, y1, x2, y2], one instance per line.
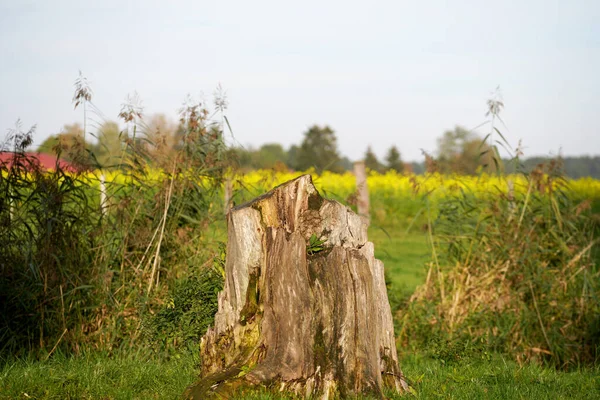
[353, 161, 370, 222]
[224, 177, 232, 215]
[99, 173, 107, 215]
[507, 178, 515, 212]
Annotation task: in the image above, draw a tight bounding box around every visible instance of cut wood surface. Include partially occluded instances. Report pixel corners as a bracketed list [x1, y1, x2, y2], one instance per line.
[185, 175, 408, 399]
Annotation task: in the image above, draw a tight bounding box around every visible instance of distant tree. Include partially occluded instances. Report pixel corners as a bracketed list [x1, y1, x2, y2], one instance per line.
[504, 155, 600, 179]
[144, 113, 178, 165]
[254, 143, 288, 169]
[38, 123, 83, 154]
[37, 123, 92, 168]
[227, 146, 254, 170]
[226, 144, 289, 171]
[410, 161, 425, 175]
[437, 126, 470, 162]
[385, 145, 404, 173]
[294, 125, 342, 173]
[37, 135, 60, 155]
[339, 156, 353, 171]
[364, 146, 383, 173]
[287, 145, 299, 170]
[561, 156, 600, 179]
[436, 126, 493, 175]
[94, 121, 123, 167]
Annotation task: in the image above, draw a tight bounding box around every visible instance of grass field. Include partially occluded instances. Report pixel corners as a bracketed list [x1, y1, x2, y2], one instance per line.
[370, 228, 431, 297]
[400, 352, 600, 400]
[1, 165, 598, 399]
[2, 227, 599, 399]
[3, 322, 599, 399]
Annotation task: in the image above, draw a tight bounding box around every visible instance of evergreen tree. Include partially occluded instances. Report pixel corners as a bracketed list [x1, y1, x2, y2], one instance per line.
[94, 121, 123, 167]
[37, 123, 93, 168]
[385, 145, 404, 173]
[364, 146, 382, 172]
[436, 126, 494, 174]
[294, 125, 342, 173]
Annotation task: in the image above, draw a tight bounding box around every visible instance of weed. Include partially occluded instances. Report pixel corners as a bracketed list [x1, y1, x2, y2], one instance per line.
[306, 233, 325, 255]
[143, 248, 225, 352]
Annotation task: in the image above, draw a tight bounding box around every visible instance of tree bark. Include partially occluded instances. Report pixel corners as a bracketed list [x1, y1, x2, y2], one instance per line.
[185, 175, 408, 399]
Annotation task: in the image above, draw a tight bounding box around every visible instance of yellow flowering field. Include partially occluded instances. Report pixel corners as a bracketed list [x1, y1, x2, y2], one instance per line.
[217, 169, 600, 228]
[81, 168, 600, 204]
[7, 165, 599, 230]
[232, 169, 600, 202]
[74, 168, 600, 228]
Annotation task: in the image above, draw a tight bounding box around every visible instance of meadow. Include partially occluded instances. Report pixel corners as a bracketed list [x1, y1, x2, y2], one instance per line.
[1, 157, 599, 398]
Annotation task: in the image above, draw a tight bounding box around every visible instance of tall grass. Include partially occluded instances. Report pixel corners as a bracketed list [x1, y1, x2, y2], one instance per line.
[0, 78, 230, 358]
[2, 79, 599, 379]
[398, 102, 600, 368]
[0, 123, 100, 356]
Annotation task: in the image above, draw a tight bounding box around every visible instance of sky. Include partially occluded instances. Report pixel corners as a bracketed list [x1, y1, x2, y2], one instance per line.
[1, 0, 599, 162]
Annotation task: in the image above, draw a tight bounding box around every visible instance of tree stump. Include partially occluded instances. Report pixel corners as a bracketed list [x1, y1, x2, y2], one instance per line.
[185, 175, 409, 399]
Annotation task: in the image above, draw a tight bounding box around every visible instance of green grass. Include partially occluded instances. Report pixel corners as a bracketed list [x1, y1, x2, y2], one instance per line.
[369, 227, 431, 297]
[2, 350, 599, 399]
[1, 224, 598, 399]
[0, 351, 198, 400]
[400, 352, 600, 400]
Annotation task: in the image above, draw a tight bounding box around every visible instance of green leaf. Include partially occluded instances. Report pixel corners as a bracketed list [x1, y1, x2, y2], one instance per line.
[307, 233, 325, 255]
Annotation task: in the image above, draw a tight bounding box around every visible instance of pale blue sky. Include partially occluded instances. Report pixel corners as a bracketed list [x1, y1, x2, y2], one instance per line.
[1, 0, 598, 161]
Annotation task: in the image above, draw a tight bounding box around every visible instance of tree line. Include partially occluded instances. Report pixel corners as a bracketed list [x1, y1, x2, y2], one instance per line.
[35, 119, 600, 179]
[229, 125, 406, 174]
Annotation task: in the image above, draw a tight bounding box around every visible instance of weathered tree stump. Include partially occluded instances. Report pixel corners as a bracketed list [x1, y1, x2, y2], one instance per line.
[185, 175, 408, 399]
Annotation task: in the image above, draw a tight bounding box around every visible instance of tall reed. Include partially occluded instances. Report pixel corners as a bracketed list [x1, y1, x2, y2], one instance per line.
[0, 76, 231, 358]
[398, 97, 599, 368]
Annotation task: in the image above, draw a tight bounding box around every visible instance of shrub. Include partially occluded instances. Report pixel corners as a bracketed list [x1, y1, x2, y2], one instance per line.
[143, 246, 225, 352]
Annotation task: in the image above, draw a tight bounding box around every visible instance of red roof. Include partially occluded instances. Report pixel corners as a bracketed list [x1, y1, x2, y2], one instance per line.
[0, 152, 78, 173]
